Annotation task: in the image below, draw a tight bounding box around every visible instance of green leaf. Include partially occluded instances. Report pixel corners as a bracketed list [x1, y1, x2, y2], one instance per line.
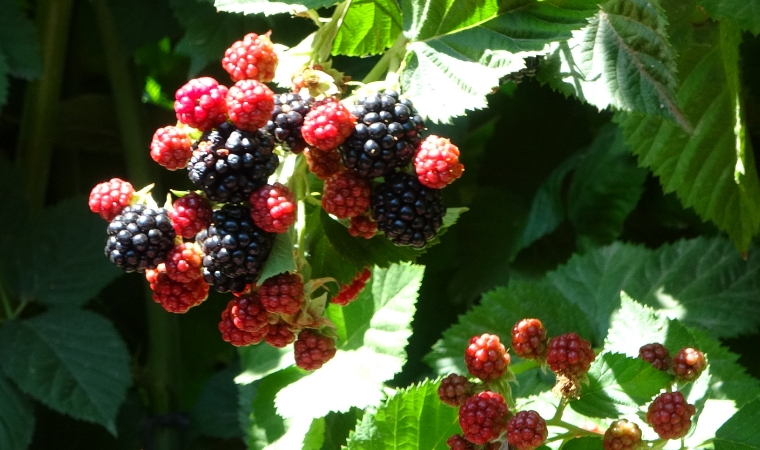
[697, 0, 760, 36]
[715, 398, 760, 450]
[274, 264, 423, 419]
[569, 353, 671, 418]
[0, 309, 131, 434]
[540, 0, 688, 129]
[237, 345, 294, 385]
[14, 197, 123, 307]
[345, 379, 461, 450]
[401, 1, 598, 123]
[0, 1, 42, 79]
[214, 0, 307, 16]
[332, 0, 402, 57]
[425, 280, 593, 376]
[259, 232, 297, 283]
[515, 153, 580, 254]
[171, 0, 271, 75]
[567, 123, 647, 244]
[615, 6, 760, 251]
[562, 437, 604, 450]
[0, 375, 34, 450]
[546, 237, 760, 341]
[606, 294, 760, 408]
[192, 366, 244, 439]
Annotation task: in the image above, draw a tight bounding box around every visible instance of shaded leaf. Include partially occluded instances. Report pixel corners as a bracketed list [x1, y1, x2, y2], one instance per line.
[259, 231, 297, 283]
[0, 375, 34, 450]
[0, 309, 131, 434]
[192, 366, 243, 439]
[333, 0, 402, 57]
[546, 237, 760, 341]
[0, 1, 42, 79]
[237, 345, 294, 385]
[0, 52, 8, 109]
[567, 123, 647, 244]
[715, 398, 760, 450]
[697, 0, 760, 36]
[345, 379, 461, 450]
[616, 3, 760, 251]
[569, 353, 671, 418]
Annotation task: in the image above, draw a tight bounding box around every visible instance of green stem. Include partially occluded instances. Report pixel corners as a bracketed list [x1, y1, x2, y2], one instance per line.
[94, 2, 176, 449]
[0, 281, 12, 320]
[16, 0, 74, 210]
[551, 397, 569, 422]
[361, 33, 408, 85]
[311, 0, 352, 64]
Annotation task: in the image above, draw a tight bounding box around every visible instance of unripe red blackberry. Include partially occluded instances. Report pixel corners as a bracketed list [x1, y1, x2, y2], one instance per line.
[229, 293, 271, 332]
[264, 321, 297, 348]
[164, 242, 204, 283]
[226, 80, 275, 131]
[89, 178, 134, 221]
[259, 273, 305, 315]
[146, 264, 209, 313]
[646, 391, 696, 440]
[465, 333, 510, 381]
[150, 125, 193, 170]
[301, 98, 356, 151]
[294, 329, 337, 370]
[348, 214, 377, 239]
[322, 171, 372, 219]
[437, 374, 473, 407]
[174, 77, 228, 131]
[414, 135, 464, 189]
[603, 419, 642, 450]
[506, 410, 548, 450]
[220, 300, 267, 346]
[249, 183, 296, 234]
[222, 32, 278, 83]
[458, 391, 508, 445]
[332, 268, 372, 306]
[304, 147, 343, 180]
[638, 343, 671, 371]
[446, 435, 475, 450]
[546, 333, 595, 379]
[673, 347, 706, 382]
[169, 192, 213, 239]
[511, 318, 548, 361]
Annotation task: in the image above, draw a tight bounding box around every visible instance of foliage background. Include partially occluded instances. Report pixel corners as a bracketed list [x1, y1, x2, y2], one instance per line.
[2, 0, 760, 448]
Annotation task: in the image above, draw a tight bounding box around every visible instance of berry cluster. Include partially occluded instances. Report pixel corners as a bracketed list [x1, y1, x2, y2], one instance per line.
[438, 320, 707, 449]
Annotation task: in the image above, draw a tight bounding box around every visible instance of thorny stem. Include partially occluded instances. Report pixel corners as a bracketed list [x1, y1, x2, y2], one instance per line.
[550, 397, 569, 422]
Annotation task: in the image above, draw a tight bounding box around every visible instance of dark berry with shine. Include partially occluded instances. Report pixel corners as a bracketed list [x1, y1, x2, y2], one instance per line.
[371, 172, 445, 248]
[105, 204, 176, 273]
[187, 122, 278, 204]
[199, 205, 275, 292]
[264, 92, 314, 153]
[339, 90, 426, 178]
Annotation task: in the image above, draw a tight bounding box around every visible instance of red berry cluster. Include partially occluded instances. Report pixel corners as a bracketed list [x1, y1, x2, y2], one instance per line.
[638, 343, 707, 382]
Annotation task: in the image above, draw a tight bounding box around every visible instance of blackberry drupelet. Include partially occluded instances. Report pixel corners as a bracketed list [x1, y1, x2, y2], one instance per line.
[265, 92, 314, 153]
[187, 122, 278, 204]
[105, 204, 176, 273]
[339, 90, 426, 178]
[199, 205, 275, 291]
[370, 172, 445, 248]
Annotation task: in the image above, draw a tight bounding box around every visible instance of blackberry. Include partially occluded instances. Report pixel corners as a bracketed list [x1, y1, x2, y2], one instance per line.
[187, 122, 278, 204]
[371, 172, 445, 248]
[199, 205, 275, 290]
[105, 204, 176, 273]
[265, 92, 315, 153]
[339, 90, 425, 178]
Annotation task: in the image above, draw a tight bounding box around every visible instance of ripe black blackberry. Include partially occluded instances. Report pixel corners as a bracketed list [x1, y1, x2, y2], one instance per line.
[199, 205, 275, 291]
[264, 92, 314, 153]
[339, 90, 425, 178]
[370, 172, 445, 248]
[187, 122, 278, 203]
[105, 204, 176, 273]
